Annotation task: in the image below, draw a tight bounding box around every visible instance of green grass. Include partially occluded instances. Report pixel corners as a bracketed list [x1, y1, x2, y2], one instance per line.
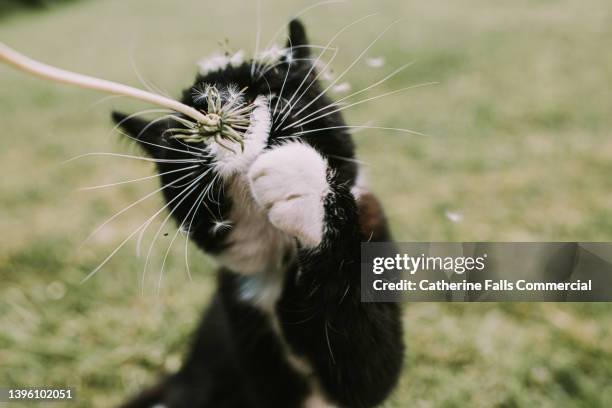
[1, 0, 612, 406]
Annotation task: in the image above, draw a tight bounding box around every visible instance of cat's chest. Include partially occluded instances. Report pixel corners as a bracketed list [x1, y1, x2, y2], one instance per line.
[215, 175, 294, 276]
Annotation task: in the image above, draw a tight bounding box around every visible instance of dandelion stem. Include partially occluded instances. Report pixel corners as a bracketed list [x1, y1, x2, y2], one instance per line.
[0, 42, 208, 124]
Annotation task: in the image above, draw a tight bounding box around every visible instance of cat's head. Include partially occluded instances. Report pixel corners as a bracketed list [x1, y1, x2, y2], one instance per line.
[111, 20, 358, 255]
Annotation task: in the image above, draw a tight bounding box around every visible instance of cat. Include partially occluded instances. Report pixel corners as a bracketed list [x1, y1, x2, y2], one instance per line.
[115, 19, 404, 408]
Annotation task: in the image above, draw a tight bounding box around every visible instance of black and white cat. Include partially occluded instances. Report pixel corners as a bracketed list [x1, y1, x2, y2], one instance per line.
[116, 20, 403, 408]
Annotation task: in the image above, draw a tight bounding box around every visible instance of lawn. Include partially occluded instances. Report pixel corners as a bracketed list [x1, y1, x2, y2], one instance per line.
[1, 0, 611, 406]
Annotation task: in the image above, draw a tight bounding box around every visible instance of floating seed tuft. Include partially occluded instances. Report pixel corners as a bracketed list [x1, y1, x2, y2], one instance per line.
[166, 85, 254, 153]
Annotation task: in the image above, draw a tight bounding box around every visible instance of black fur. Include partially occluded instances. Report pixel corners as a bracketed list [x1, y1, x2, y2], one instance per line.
[116, 20, 403, 408]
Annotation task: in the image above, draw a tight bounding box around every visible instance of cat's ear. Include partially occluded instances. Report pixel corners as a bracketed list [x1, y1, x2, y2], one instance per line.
[286, 19, 310, 59]
[112, 111, 167, 157]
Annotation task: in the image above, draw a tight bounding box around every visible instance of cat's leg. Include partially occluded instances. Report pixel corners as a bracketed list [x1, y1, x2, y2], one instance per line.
[247, 142, 404, 408]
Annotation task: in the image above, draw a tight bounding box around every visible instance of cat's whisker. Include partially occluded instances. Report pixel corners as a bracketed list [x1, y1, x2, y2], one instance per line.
[250, 0, 262, 77]
[272, 37, 293, 118]
[204, 172, 221, 204]
[117, 128, 204, 159]
[214, 173, 225, 212]
[271, 47, 340, 125]
[187, 171, 218, 220]
[263, 0, 347, 52]
[136, 167, 216, 257]
[325, 320, 336, 365]
[141, 170, 209, 294]
[118, 112, 214, 158]
[79, 171, 195, 251]
[285, 19, 403, 128]
[285, 61, 415, 130]
[255, 45, 338, 79]
[274, 13, 378, 129]
[139, 171, 209, 289]
[173, 137, 212, 156]
[275, 42, 347, 125]
[258, 74, 274, 108]
[256, 57, 319, 80]
[184, 182, 214, 281]
[108, 108, 201, 158]
[137, 167, 212, 258]
[78, 165, 198, 191]
[163, 169, 220, 287]
[87, 94, 125, 110]
[183, 171, 222, 281]
[277, 44, 341, 52]
[285, 125, 430, 137]
[64, 152, 203, 165]
[327, 154, 370, 166]
[159, 226, 186, 290]
[109, 108, 174, 137]
[346, 120, 374, 134]
[273, 36, 294, 117]
[129, 48, 172, 99]
[159, 181, 209, 293]
[283, 81, 438, 130]
[81, 170, 205, 284]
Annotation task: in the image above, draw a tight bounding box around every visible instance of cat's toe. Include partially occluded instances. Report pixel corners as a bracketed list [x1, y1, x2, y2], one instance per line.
[248, 143, 330, 247]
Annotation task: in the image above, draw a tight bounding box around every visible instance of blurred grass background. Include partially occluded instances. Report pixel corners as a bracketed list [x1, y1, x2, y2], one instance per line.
[1, 0, 612, 406]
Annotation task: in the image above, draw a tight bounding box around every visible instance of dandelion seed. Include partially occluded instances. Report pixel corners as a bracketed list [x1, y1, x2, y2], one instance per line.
[225, 84, 243, 104]
[366, 56, 385, 67]
[332, 82, 351, 93]
[322, 71, 334, 81]
[445, 211, 463, 223]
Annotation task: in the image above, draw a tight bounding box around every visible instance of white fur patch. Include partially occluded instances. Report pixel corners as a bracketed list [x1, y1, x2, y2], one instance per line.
[248, 143, 330, 248]
[255, 44, 288, 66]
[197, 50, 245, 75]
[210, 95, 271, 178]
[215, 177, 293, 276]
[208, 95, 291, 280]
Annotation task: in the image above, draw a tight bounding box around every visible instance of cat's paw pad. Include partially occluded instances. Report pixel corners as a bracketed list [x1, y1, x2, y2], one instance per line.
[248, 143, 330, 247]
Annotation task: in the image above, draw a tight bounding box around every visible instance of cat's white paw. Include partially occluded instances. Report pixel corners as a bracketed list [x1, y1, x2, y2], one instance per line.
[209, 96, 271, 178]
[248, 143, 330, 248]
